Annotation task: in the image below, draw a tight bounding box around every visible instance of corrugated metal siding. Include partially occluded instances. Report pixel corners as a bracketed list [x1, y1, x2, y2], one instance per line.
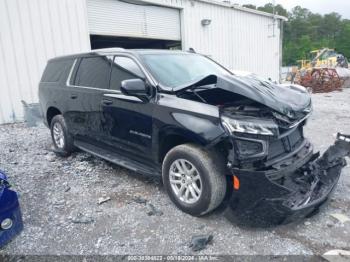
[87, 0, 280, 79]
[0, 0, 90, 124]
[87, 0, 181, 40]
[145, 0, 281, 80]
[191, 2, 280, 80]
[0, 0, 281, 124]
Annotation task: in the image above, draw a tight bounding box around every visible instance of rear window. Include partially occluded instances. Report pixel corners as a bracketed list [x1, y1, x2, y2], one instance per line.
[41, 59, 71, 83]
[74, 56, 112, 89]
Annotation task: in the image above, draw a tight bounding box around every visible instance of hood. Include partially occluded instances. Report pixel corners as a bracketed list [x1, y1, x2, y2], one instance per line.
[175, 74, 312, 119]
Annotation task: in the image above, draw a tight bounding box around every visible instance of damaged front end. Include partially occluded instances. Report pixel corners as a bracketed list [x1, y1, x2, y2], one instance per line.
[193, 74, 349, 226]
[224, 133, 350, 226]
[174, 71, 349, 225]
[205, 73, 350, 225]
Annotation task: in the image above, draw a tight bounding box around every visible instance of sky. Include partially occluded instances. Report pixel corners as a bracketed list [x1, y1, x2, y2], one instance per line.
[232, 0, 350, 19]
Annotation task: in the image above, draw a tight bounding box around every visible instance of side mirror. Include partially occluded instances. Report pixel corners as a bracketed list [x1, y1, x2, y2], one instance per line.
[121, 79, 149, 100]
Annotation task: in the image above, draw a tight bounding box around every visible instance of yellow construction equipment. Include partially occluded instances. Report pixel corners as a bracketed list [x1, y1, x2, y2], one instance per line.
[298, 48, 348, 69]
[291, 48, 350, 93]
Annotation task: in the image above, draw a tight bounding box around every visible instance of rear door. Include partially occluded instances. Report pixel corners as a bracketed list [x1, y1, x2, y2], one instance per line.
[101, 55, 154, 163]
[65, 56, 113, 143]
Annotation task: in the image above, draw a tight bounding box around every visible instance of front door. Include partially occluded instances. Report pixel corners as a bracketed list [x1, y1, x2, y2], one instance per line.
[101, 56, 154, 163]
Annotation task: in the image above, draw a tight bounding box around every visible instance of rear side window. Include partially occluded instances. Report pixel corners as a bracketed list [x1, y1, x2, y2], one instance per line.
[41, 59, 71, 83]
[74, 56, 112, 89]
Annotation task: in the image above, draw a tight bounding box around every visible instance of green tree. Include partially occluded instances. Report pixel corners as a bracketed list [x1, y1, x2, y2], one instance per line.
[244, 3, 349, 65]
[242, 4, 256, 10]
[308, 13, 323, 41]
[257, 3, 288, 17]
[335, 21, 350, 58]
[298, 35, 313, 59]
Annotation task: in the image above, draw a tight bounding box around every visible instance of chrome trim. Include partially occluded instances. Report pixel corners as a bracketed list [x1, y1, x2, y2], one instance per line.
[65, 54, 158, 93]
[289, 113, 311, 128]
[66, 59, 77, 86]
[129, 130, 151, 139]
[66, 59, 120, 92]
[103, 93, 143, 102]
[274, 110, 312, 130]
[278, 125, 299, 139]
[73, 85, 121, 93]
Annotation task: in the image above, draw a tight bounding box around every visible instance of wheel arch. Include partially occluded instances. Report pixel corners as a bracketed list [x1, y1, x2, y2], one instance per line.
[157, 125, 230, 164]
[46, 107, 62, 127]
[158, 128, 203, 163]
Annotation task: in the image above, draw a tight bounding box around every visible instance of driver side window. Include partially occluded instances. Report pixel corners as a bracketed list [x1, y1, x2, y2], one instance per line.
[110, 56, 145, 91]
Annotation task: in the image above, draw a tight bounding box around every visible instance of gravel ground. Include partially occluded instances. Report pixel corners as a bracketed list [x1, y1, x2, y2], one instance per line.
[0, 89, 350, 256]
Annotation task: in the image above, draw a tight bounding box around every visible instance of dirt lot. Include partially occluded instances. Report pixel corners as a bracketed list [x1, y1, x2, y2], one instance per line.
[0, 89, 350, 256]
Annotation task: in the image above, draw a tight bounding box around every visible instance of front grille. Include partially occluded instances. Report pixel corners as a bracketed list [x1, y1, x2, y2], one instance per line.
[267, 127, 303, 160]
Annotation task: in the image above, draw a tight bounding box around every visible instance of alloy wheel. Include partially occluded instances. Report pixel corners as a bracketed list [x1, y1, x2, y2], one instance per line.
[53, 122, 65, 149]
[169, 159, 202, 204]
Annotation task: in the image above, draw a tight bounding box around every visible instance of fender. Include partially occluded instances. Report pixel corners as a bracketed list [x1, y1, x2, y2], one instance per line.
[153, 93, 228, 162]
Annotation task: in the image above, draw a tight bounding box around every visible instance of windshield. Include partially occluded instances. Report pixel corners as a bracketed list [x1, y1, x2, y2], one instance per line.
[141, 53, 230, 88]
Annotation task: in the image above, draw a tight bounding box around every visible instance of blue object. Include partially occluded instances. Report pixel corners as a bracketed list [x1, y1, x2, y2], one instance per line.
[0, 170, 23, 248]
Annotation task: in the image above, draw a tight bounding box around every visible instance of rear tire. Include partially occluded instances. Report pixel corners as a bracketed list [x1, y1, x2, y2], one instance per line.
[50, 115, 74, 156]
[162, 143, 227, 216]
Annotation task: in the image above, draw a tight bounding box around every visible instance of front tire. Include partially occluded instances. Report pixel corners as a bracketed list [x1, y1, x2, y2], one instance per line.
[162, 144, 227, 216]
[50, 115, 74, 156]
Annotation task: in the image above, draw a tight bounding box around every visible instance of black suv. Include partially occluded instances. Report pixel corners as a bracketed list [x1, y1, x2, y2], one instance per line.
[39, 48, 347, 224]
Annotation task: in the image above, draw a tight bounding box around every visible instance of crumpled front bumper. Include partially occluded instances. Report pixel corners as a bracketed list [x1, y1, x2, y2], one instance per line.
[0, 171, 23, 248]
[224, 134, 350, 226]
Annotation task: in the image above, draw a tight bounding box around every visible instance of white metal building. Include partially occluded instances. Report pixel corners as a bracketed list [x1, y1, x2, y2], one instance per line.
[0, 0, 286, 124]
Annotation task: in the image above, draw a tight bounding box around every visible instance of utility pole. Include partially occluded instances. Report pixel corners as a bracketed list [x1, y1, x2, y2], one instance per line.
[268, 0, 277, 38]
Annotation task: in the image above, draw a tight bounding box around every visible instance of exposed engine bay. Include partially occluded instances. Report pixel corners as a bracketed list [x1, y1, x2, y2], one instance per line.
[176, 74, 312, 170]
[176, 73, 312, 128]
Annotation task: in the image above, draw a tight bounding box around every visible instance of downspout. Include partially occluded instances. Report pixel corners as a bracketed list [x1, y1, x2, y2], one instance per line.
[279, 19, 284, 83]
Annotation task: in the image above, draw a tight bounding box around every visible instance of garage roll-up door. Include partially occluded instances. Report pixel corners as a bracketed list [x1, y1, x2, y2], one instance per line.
[87, 0, 181, 41]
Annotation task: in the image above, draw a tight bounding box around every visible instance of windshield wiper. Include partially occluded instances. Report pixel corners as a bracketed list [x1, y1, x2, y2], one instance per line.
[178, 85, 211, 103]
[173, 74, 217, 92]
[192, 88, 207, 103]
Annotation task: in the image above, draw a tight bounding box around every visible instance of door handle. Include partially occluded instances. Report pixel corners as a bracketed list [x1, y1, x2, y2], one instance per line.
[70, 94, 78, 99]
[102, 99, 113, 105]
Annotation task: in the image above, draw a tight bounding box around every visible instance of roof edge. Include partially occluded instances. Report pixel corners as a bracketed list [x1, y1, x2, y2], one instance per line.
[230, 3, 288, 21]
[197, 0, 288, 21]
[139, 0, 288, 21]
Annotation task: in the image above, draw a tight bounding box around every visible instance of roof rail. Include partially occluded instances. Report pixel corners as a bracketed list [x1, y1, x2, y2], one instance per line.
[92, 47, 126, 52]
[187, 47, 196, 53]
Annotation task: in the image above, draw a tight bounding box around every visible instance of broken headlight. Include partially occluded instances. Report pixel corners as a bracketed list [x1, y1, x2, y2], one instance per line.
[235, 138, 267, 158]
[221, 115, 279, 137]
